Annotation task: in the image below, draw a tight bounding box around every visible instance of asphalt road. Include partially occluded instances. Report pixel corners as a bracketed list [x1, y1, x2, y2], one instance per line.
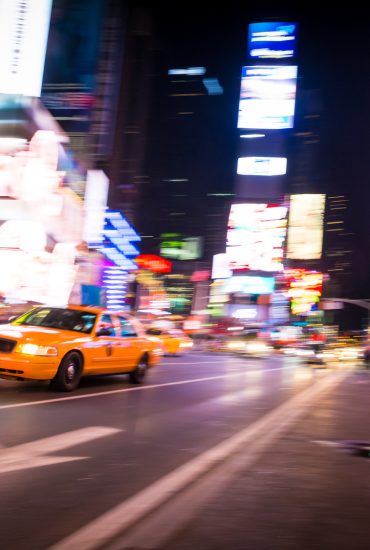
[0, 352, 363, 550]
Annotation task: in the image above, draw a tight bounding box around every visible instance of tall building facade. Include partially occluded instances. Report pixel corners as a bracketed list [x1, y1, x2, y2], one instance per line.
[138, 59, 234, 263]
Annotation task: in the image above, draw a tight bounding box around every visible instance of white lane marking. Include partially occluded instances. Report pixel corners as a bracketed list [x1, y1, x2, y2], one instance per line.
[160, 360, 261, 367]
[0, 365, 295, 410]
[312, 439, 341, 447]
[49, 370, 349, 550]
[0, 427, 121, 474]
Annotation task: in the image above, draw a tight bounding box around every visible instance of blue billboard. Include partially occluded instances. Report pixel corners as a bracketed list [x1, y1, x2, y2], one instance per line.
[248, 22, 298, 59]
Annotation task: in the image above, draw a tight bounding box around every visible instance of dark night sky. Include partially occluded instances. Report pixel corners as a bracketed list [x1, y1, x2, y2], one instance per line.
[143, 3, 370, 295]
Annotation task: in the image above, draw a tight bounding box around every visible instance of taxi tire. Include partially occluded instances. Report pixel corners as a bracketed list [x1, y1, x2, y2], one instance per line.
[129, 356, 148, 384]
[50, 351, 82, 392]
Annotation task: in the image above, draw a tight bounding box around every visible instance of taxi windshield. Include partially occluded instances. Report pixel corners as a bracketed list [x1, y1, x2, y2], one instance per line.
[13, 307, 97, 334]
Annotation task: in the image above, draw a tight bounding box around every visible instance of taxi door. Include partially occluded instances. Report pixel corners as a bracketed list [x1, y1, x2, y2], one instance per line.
[112, 315, 143, 370]
[84, 313, 123, 374]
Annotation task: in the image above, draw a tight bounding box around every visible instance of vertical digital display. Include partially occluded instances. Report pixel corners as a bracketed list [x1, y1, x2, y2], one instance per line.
[226, 203, 288, 272]
[0, 0, 52, 96]
[237, 65, 297, 130]
[287, 194, 325, 259]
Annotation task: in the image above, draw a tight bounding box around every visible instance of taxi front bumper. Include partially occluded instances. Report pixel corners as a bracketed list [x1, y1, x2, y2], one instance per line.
[0, 354, 59, 380]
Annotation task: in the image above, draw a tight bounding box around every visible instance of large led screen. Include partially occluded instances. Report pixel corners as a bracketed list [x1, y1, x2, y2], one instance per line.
[226, 203, 288, 272]
[287, 194, 325, 259]
[237, 65, 297, 130]
[160, 234, 203, 260]
[248, 22, 297, 59]
[237, 156, 287, 176]
[0, 0, 52, 97]
[223, 275, 275, 295]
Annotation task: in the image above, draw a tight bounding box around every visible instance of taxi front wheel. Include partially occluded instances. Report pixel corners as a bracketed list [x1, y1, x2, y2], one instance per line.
[129, 356, 148, 384]
[50, 351, 82, 392]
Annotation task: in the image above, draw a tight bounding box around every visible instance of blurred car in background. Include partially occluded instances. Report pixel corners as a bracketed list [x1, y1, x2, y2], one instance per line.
[145, 326, 193, 356]
[269, 325, 303, 351]
[226, 329, 273, 358]
[0, 305, 163, 391]
[298, 342, 333, 367]
[299, 337, 364, 367]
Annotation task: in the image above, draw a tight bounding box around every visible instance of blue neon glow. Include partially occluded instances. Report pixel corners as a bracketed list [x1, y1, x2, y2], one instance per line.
[248, 22, 298, 59]
[99, 210, 141, 309]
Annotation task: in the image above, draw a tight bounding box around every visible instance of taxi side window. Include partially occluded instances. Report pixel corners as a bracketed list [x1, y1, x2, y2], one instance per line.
[118, 317, 137, 337]
[97, 314, 116, 336]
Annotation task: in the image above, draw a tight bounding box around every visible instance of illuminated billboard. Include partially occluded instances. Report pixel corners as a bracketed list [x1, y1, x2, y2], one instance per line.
[226, 203, 288, 272]
[287, 194, 325, 259]
[0, 0, 52, 97]
[135, 255, 172, 273]
[248, 22, 298, 59]
[83, 170, 109, 245]
[223, 275, 275, 295]
[160, 234, 203, 260]
[237, 156, 287, 176]
[284, 269, 323, 315]
[237, 65, 297, 130]
[211, 253, 232, 279]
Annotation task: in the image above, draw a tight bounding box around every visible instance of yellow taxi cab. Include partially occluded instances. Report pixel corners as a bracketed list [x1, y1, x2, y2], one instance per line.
[145, 326, 193, 356]
[0, 305, 163, 391]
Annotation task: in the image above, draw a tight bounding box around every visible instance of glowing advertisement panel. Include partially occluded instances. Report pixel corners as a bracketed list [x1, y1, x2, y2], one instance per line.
[237, 65, 297, 130]
[83, 170, 109, 245]
[0, 0, 52, 97]
[237, 156, 287, 176]
[160, 234, 203, 260]
[287, 194, 325, 260]
[248, 22, 297, 59]
[211, 253, 232, 279]
[285, 269, 323, 315]
[223, 275, 275, 295]
[226, 203, 288, 272]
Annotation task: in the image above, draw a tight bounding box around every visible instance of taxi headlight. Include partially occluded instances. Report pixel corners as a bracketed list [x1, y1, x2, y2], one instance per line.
[16, 343, 58, 356]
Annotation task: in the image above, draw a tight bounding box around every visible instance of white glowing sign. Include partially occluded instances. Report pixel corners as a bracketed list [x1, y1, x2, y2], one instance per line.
[237, 157, 287, 176]
[237, 65, 297, 130]
[168, 67, 206, 76]
[83, 170, 109, 245]
[0, 0, 52, 97]
[0, 220, 46, 252]
[231, 308, 258, 320]
[0, 224, 77, 305]
[211, 253, 232, 279]
[223, 276, 275, 295]
[226, 203, 288, 272]
[287, 194, 325, 260]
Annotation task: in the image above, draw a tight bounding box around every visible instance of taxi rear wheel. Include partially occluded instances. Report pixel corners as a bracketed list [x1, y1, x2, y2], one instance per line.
[50, 351, 82, 392]
[129, 356, 148, 384]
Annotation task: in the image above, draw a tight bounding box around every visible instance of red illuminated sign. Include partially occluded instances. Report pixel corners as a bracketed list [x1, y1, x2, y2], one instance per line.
[191, 270, 211, 282]
[135, 255, 172, 273]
